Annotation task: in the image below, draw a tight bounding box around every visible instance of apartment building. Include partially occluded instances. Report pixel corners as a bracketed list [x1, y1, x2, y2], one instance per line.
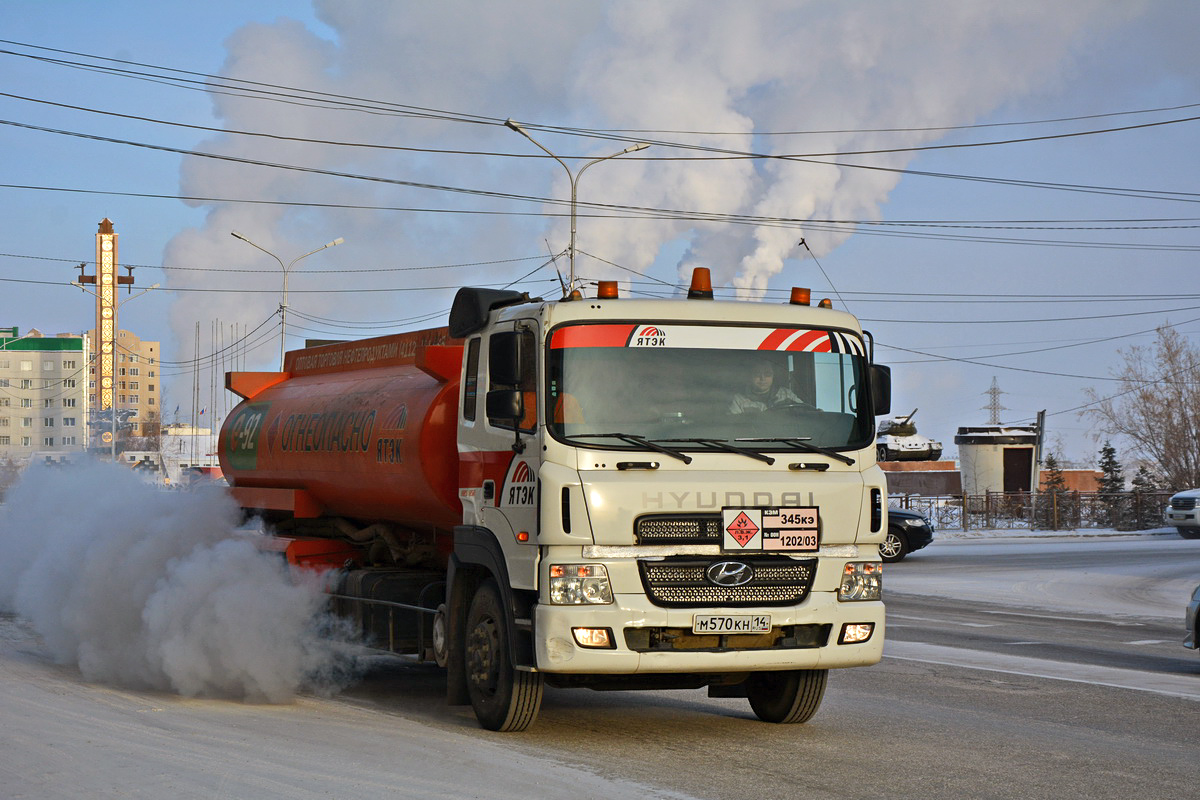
[86, 327, 162, 440]
[0, 327, 89, 462]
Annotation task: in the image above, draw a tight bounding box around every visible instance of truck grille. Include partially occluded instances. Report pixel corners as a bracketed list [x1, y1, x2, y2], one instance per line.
[1171, 497, 1197, 511]
[636, 514, 722, 544]
[638, 557, 816, 607]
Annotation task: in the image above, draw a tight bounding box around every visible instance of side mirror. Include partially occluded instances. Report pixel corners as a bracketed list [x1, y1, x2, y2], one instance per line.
[486, 389, 524, 424]
[870, 364, 891, 417]
[486, 389, 527, 453]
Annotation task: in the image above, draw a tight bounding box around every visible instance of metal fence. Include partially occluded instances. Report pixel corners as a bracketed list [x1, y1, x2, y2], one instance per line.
[890, 491, 1175, 532]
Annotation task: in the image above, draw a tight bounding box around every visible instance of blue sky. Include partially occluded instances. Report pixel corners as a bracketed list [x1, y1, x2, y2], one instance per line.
[2, 1, 1198, 466]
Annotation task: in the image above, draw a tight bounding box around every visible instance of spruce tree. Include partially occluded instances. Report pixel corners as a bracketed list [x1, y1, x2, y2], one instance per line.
[1130, 465, 1163, 529]
[1097, 441, 1127, 528]
[1098, 441, 1125, 493]
[1039, 453, 1069, 529]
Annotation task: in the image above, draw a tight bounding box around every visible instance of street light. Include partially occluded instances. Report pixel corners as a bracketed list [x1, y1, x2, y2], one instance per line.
[504, 119, 648, 293]
[230, 232, 344, 369]
[70, 281, 160, 461]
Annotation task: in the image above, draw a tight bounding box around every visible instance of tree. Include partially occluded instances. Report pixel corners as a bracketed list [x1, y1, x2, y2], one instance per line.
[1037, 452, 1073, 529]
[1130, 463, 1162, 493]
[1097, 441, 1129, 529]
[1130, 464, 1164, 530]
[1083, 325, 1200, 491]
[1097, 441, 1125, 493]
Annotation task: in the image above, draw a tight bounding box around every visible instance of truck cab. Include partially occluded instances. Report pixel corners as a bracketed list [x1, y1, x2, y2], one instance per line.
[445, 277, 891, 729]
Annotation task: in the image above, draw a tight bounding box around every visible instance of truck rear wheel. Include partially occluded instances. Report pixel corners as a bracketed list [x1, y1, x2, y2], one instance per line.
[465, 579, 543, 731]
[746, 669, 827, 723]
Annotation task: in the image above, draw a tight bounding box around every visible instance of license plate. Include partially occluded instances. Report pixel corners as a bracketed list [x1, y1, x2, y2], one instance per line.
[692, 614, 772, 634]
[721, 507, 819, 552]
[1172, 514, 1187, 520]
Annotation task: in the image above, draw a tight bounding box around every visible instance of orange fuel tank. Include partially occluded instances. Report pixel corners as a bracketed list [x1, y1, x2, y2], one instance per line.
[218, 328, 465, 531]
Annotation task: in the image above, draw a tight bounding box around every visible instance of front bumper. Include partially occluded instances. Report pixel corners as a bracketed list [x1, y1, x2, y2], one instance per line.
[533, 590, 884, 674]
[1166, 507, 1200, 529]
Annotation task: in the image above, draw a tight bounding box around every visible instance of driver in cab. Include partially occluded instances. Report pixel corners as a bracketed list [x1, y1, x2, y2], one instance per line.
[729, 361, 805, 414]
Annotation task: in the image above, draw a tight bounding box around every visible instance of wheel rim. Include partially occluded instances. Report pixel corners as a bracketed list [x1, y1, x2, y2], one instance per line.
[431, 606, 448, 667]
[467, 614, 500, 700]
[881, 531, 902, 558]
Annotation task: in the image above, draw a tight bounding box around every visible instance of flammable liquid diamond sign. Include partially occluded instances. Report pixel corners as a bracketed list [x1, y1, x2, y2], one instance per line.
[722, 509, 762, 549]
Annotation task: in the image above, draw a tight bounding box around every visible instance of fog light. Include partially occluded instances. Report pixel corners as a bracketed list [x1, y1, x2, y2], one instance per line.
[572, 627, 615, 648]
[549, 564, 613, 604]
[838, 561, 882, 601]
[839, 622, 875, 644]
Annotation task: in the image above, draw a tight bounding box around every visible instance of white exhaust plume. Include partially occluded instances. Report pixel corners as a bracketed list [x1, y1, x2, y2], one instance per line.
[0, 462, 357, 703]
[165, 1, 1145, 364]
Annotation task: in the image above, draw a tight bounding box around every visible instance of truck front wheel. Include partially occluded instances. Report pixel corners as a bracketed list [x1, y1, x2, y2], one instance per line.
[746, 668, 827, 723]
[465, 579, 544, 731]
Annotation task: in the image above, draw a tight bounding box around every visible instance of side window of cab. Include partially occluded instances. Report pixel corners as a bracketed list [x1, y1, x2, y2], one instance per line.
[462, 337, 481, 421]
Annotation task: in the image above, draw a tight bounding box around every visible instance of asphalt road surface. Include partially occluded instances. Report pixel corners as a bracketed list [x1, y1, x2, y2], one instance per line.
[2, 534, 1196, 799]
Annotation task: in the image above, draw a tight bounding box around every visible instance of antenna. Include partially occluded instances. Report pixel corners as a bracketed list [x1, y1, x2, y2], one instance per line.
[545, 239, 568, 297]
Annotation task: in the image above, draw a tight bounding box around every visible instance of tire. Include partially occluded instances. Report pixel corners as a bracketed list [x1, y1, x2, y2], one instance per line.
[880, 527, 909, 562]
[746, 669, 828, 724]
[1178, 527, 1200, 540]
[465, 579, 544, 731]
[877, 445, 889, 462]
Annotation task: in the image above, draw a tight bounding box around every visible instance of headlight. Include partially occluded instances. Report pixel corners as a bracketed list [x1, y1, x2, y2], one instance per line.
[900, 517, 927, 528]
[838, 562, 882, 601]
[549, 564, 613, 605]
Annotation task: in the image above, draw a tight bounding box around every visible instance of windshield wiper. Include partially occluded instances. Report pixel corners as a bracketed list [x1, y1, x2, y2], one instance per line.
[655, 438, 776, 465]
[564, 432, 693, 464]
[735, 437, 856, 466]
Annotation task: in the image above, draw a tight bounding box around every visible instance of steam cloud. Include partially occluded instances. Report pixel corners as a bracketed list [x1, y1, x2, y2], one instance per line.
[167, 1, 1146, 374]
[0, 462, 356, 702]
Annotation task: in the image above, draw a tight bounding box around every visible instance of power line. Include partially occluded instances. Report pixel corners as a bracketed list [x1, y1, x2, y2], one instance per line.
[5, 39, 1199, 149]
[8, 87, 1200, 163]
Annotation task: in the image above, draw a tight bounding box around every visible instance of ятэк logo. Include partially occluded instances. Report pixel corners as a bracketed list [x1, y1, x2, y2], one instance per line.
[634, 326, 666, 347]
[507, 460, 536, 505]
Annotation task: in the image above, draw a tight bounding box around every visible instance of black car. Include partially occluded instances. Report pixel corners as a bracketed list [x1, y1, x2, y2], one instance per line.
[881, 508, 934, 562]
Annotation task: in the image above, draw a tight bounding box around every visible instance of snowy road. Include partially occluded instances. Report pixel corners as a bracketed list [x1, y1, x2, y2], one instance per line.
[1, 533, 1196, 799]
[884, 531, 1197, 620]
[0, 613, 692, 800]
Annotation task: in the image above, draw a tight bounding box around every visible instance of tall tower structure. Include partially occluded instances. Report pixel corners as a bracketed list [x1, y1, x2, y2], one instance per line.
[77, 218, 133, 447]
[982, 376, 1007, 425]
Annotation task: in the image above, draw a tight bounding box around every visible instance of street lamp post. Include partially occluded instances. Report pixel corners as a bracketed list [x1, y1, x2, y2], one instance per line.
[230, 232, 344, 369]
[504, 119, 648, 293]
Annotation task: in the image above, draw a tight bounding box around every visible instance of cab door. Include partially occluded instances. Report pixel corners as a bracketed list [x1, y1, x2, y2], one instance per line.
[457, 320, 541, 590]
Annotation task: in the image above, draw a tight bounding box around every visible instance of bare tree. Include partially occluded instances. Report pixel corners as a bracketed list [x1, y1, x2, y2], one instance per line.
[1082, 325, 1200, 490]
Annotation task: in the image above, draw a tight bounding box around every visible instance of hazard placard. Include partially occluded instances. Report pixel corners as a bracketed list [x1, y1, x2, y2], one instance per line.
[722, 508, 762, 550]
[722, 507, 820, 552]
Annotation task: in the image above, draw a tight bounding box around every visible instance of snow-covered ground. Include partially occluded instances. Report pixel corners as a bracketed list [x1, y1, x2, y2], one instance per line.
[0, 612, 695, 800]
[931, 525, 1180, 541]
[886, 528, 1198, 621]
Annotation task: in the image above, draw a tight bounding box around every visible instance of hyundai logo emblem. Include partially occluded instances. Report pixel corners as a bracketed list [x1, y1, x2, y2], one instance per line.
[706, 561, 754, 587]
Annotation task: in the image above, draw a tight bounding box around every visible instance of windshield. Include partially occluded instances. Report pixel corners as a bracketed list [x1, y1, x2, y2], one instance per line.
[546, 322, 872, 452]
